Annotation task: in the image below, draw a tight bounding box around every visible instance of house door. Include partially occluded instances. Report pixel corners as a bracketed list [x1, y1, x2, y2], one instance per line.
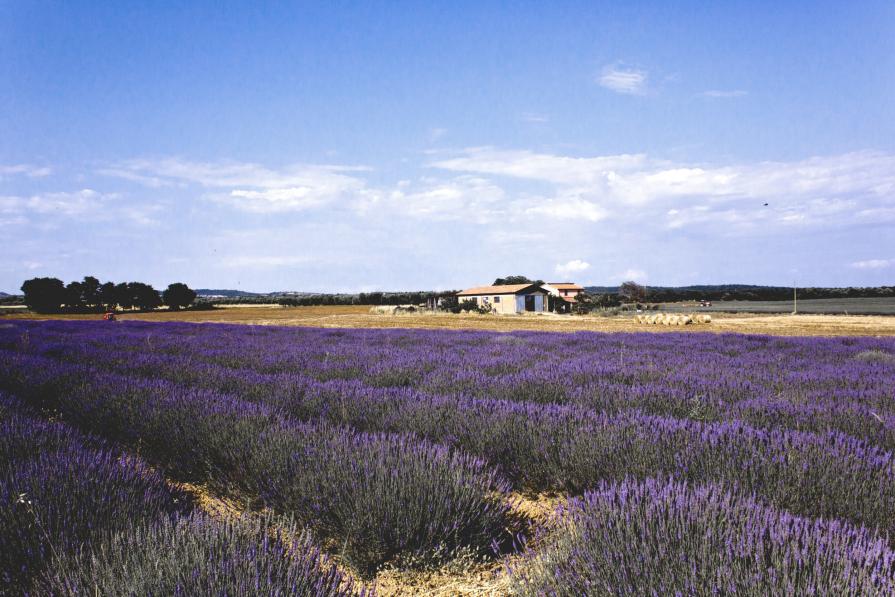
[524, 295, 535, 311]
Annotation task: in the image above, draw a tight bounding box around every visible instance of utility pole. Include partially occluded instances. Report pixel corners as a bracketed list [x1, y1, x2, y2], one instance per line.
[792, 283, 797, 315]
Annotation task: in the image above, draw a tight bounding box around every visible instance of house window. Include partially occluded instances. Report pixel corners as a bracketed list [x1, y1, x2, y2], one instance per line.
[494, 296, 500, 303]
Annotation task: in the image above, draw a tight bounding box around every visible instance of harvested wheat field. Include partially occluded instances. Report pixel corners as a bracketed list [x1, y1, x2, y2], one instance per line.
[6, 304, 895, 336]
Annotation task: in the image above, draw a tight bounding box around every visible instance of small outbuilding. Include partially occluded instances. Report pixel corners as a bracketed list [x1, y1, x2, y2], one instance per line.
[541, 282, 585, 313]
[456, 284, 548, 314]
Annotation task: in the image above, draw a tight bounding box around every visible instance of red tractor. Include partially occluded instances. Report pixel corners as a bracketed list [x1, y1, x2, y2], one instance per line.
[102, 311, 117, 321]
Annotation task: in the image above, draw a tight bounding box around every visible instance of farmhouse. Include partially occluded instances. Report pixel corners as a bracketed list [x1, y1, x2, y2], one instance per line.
[456, 284, 548, 314]
[542, 282, 585, 313]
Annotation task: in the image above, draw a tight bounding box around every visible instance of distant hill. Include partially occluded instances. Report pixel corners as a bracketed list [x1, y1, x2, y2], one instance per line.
[195, 289, 267, 298]
[584, 284, 894, 302]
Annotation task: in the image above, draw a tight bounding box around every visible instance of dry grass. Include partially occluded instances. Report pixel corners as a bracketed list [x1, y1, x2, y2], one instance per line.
[6, 305, 895, 337]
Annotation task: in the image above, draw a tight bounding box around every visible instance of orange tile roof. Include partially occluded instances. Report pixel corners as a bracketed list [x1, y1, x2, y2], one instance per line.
[457, 284, 543, 296]
[548, 283, 584, 290]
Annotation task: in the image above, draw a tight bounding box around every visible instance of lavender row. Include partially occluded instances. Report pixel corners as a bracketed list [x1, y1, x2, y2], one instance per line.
[41, 515, 355, 597]
[512, 478, 895, 595]
[10, 321, 893, 450]
[0, 352, 512, 575]
[0, 394, 189, 591]
[2, 346, 894, 546]
[0, 396, 356, 595]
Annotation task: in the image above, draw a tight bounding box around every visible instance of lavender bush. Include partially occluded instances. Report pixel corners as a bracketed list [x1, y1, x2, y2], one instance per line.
[40, 514, 356, 597]
[247, 425, 513, 574]
[0, 397, 189, 591]
[512, 478, 895, 595]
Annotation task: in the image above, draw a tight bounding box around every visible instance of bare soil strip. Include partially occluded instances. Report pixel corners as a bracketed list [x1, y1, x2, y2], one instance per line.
[172, 480, 563, 596]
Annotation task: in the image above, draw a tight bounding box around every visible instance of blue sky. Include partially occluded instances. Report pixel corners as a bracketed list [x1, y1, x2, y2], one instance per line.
[2, 1, 894, 293]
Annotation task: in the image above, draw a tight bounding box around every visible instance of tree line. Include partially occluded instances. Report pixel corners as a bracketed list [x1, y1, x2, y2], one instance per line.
[21, 277, 197, 314]
[277, 291, 453, 307]
[641, 285, 895, 303]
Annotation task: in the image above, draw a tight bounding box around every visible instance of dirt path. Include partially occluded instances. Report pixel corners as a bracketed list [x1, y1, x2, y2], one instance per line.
[172, 481, 562, 596]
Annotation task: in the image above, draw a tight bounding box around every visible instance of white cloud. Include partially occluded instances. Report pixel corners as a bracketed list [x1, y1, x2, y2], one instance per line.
[430, 148, 895, 233]
[519, 112, 549, 123]
[525, 196, 607, 222]
[599, 64, 648, 95]
[431, 147, 647, 185]
[700, 90, 747, 98]
[0, 164, 52, 179]
[851, 259, 893, 270]
[222, 255, 312, 268]
[384, 176, 505, 223]
[1, 189, 102, 217]
[101, 158, 370, 214]
[555, 259, 591, 277]
[429, 127, 448, 142]
[617, 268, 647, 283]
[0, 189, 162, 227]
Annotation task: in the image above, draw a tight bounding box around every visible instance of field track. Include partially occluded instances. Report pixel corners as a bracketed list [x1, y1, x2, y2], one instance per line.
[5, 304, 895, 336]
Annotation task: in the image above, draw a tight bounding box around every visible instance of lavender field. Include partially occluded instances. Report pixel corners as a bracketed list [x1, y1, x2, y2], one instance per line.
[2, 320, 895, 594]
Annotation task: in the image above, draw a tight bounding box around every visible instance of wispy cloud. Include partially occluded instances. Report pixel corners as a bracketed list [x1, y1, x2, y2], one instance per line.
[555, 259, 590, 277]
[0, 164, 52, 179]
[428, 127, 448, 142]
[430, 148, 895, 233]
[101, 157, 371, 214]
[616, 268, 648, 283]
[519, 112, 549, 123]
[1, 189, 103, 217]
[101, 157, 370, 188]
[0, 189, 162, 227]
[525, 195, 607, 222]
[222, 255, 312, 268]
[382, 176, 505, 224]
[431, 148, 647, 185]
[851, 258, 893, 270]
[598, 64, 648, 95]
[699, 89, 747, 98]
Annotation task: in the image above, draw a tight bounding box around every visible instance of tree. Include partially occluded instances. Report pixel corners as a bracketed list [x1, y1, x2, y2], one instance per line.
[80, 276, 101, 307]
[493, 275, 544, 286]
[21, 277, 66, 313]
[114, 282, 135, 310]
[98, 281, 117, 310]
[64, 280, 85, 309]
[130, 283, 162, 311]
[619, 281, 647, 303]
[162, 283, 197, 310]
